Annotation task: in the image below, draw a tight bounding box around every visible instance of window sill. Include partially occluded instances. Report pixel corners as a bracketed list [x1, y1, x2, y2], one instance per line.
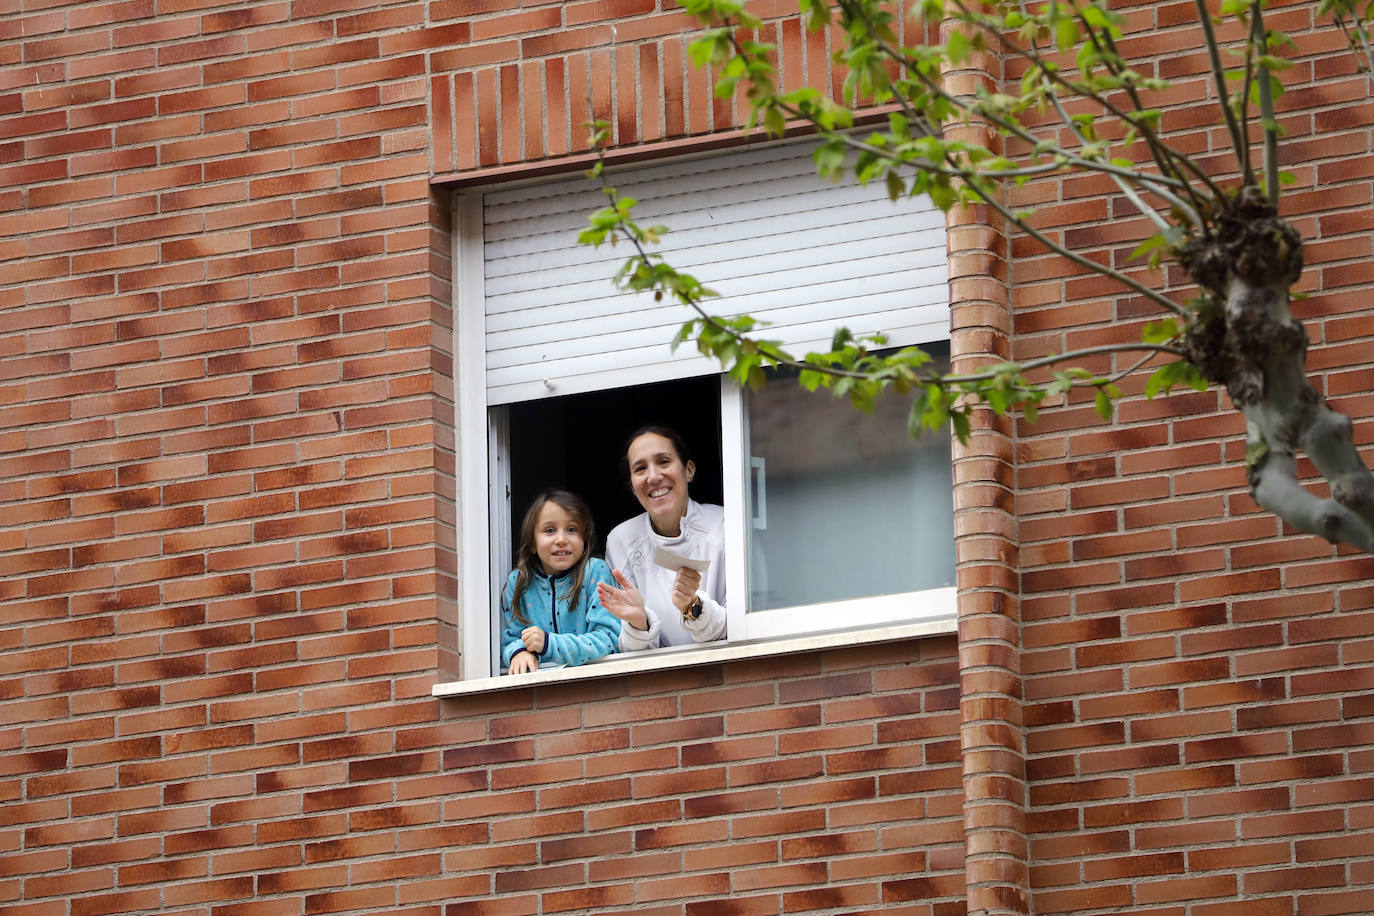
[431, 616, 958, 699]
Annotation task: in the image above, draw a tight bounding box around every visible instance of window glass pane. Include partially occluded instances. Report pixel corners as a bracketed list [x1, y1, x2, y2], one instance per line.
[745, 344, 955, 611]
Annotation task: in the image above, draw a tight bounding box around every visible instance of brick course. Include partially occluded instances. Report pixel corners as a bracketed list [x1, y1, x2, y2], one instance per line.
[3, 1, 1374, 914]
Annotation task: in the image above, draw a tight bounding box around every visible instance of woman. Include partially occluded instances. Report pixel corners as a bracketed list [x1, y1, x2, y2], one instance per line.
[596, 426, 728, 650]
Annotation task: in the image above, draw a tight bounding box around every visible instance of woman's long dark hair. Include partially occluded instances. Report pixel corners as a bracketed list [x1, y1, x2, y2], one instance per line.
[507, 488, 596, 626]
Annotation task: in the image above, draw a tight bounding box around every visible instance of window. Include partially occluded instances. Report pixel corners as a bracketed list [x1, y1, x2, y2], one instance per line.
[737, 353, 955, 641]
[453, 138, 954, 680]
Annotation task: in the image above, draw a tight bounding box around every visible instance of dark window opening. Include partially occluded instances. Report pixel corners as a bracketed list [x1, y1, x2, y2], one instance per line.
[504, 375, 723, 567]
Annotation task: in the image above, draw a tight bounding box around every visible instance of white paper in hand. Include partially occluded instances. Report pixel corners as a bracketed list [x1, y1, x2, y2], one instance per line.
[652, 546, 710, 574]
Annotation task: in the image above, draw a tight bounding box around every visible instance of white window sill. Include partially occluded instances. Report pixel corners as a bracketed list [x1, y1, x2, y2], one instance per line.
[430, 616, 958, 699]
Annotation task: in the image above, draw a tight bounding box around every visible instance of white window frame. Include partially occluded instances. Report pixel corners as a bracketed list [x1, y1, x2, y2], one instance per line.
[449, 154, 957, 684]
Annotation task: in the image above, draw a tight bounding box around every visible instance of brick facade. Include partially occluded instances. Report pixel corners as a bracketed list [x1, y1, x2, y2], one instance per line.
[3, 1, 1374, 913]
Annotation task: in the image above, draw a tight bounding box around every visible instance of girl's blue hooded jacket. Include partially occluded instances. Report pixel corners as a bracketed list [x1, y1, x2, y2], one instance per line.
[501, 557, 620, 669]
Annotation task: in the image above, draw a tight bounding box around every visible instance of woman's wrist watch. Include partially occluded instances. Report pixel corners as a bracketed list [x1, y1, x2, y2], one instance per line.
[683, 596, 703, 620]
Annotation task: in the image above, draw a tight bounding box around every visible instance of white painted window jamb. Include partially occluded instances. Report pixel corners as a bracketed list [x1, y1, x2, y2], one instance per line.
[455, 193, 494, 679]
[720, 379, 750, 643]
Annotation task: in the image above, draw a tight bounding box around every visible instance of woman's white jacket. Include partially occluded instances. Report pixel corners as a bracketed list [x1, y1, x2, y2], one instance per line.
[605, 500, 727, 651]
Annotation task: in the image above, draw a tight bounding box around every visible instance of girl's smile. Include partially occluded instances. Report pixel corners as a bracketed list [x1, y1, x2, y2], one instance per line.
[534, 502, 585, 574]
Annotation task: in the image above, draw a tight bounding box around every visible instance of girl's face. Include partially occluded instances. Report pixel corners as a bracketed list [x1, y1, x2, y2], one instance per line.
[533, 501, 585, 575]
[627, 432, 695, 536]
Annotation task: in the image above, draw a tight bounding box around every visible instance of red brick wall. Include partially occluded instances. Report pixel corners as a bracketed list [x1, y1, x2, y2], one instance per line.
[5, 0, 1374, 914]
[436, 640, 965, 915]
[1009, 0, 1374, 912]
[0, 2, 971, 914]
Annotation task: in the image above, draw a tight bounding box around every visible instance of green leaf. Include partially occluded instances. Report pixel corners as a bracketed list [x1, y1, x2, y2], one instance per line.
[1142, 317, 1181, 344]
[884, 169, 905, 201]
[1056, 16, 1079, 50]
[1129, 233, 1167, 263]
[813, 140, 847, 179]
[1080, 5, 1118, 31]
[1145, 363, 1206, 399]
[1094, 388, 1114, 420]
[671, 321, 697, 352]
[1145, 363, 1177, 399]
[1076, 40, 1099, 76]
[947, 29, 970, 64]
[950, 409, 971, 444]
[907, 395, 926, 438]
[987, 384, 1009, 415]
[927, 178, 954, 211]
[764, 105, 786, 137]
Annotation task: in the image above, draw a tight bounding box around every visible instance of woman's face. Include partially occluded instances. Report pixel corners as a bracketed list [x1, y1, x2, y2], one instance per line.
[627, 432, 694, 536]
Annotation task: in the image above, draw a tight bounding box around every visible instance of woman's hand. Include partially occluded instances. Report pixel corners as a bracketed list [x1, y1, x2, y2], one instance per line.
[508, 651, 538, 674]
[671, 567, 702, 617]
[597, 569, 648, 630]
[521, 626, 546, 654]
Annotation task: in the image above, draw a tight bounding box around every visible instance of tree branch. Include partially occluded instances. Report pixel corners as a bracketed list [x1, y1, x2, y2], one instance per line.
[1249, 426, 1374, 552]
[966, 0, 1228, 208]
[1086, 11, 1202, 215]
[853, 3, 1204, 205]
[1251, 2, 1280, 204]
[583, 135, 1184, 425]
[825, 127, 1192, 198]
[709, 13, 1193, 319]
[1328, 4, 1374, 78]
[1018, 5, 1200, 230]
[951, 168, 1192, 318]
[943, 342, 1184, 384]
[1197, 0, 1254, 186]
[1039, 72, 1188, 232]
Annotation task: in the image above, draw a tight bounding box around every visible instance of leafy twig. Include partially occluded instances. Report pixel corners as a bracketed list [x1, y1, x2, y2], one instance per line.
[1197, 0, 1254, 186]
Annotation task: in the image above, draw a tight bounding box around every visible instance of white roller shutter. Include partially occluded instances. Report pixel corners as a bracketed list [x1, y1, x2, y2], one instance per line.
[481, 139, 949, 405]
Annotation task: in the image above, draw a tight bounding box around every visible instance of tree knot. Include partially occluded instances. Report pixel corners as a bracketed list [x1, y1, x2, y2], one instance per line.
[1176, 186, 1304, 296]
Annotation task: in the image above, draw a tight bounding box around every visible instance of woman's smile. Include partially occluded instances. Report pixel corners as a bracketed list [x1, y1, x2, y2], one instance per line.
[628, 432, 695, 537]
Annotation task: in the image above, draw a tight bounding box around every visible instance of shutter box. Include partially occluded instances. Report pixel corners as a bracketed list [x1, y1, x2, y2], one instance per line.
[481, 139, 950, 405]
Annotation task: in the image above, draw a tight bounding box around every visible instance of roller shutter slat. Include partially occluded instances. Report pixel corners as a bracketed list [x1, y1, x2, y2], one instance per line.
[481, 139, 949, 405]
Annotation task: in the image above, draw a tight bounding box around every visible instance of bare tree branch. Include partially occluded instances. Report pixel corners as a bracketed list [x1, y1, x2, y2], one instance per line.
[1197, 0, 1254, 185]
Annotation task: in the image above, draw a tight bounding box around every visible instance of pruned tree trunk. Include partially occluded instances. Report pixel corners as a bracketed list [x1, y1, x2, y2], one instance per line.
[1181, 187, 1374, 552]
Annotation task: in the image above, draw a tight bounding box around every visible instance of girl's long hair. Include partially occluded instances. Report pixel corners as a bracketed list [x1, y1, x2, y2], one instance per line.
[507, 489, 596, 627]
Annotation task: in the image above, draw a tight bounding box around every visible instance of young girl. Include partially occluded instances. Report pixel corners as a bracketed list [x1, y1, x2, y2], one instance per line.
[501, 489, 620, 675]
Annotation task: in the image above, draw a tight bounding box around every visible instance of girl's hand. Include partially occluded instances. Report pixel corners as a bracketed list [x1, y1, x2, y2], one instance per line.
[597, 570, 648, 630]
[671, 567, 702, 616]
[521, 626, 546, 654]
[508, 651, 538, 674]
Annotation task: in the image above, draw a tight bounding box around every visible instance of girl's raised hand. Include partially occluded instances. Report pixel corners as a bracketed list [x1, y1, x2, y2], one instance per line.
[521, 626, 546, 654]
[509, 651, 538, 674]
[597, 569, 648, 631]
